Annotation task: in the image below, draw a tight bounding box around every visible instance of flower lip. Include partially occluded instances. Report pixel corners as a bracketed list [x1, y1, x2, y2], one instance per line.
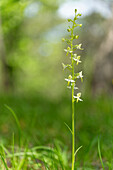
[67, 85, 78, 90]
[64, 49, 73, 53]
[65, 78, 75, 83]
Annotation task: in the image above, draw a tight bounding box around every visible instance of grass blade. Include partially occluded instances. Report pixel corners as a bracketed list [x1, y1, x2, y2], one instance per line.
[98, 140, 105, 170]
[12, 133, 16, 168]
[64, 122, 72, 134]
[5, 104, 21, 147]
[0, 154, 8, 170]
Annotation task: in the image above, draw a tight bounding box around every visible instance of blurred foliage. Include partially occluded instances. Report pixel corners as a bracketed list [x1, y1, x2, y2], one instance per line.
[0, 0, 66, 98]
[0, 0, 113, 98]
[0, 94, 113, 166]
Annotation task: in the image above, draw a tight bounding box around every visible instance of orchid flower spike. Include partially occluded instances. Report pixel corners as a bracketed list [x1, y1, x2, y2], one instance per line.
[62, 9, 84, 169]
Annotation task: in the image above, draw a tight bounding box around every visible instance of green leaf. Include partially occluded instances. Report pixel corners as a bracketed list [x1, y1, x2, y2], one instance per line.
[98, 140, 105, 170]
[5, 105, 21, 147]
[0, 154, 8, 170]
[74, 146, 82, 157]
[64, 122, 73, 134]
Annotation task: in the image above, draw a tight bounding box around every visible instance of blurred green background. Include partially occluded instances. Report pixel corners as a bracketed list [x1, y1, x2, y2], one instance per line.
[0, 0, 113, 167]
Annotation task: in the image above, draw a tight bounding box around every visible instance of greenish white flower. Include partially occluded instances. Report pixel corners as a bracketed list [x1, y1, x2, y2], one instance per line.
[76, 44, 82, 49]
[74, 93, 83, 102]
[65, 75, 75, 86]
[62, 63, 72, 71]
[67, 84, 78, 90]
[64, 47, 73, 56]
[77, 71, 83, 81]
[62, 63, 67, 70]
[73, 55, 81, 65]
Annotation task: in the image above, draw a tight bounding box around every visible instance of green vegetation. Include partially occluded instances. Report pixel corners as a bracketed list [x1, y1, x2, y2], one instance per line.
[0, 0, 113, 169]
[0, 94, 113, 169]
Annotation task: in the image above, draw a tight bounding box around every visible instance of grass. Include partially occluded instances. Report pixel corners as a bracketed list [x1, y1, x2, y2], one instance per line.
[0, 142, 69, 169]
[0, 93, 113, 168]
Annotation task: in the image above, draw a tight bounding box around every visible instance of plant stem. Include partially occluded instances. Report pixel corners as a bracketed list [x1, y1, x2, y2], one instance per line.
[71, 25, 75, 170]
[72, 84, 75, 170]
[63, 10, 83, 169]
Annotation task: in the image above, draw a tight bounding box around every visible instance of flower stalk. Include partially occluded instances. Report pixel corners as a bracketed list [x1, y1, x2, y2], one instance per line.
[62, 9, 83, 169]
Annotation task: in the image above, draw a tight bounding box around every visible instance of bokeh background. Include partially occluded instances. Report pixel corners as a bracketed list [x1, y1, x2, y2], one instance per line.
[0, 0, 113, 167]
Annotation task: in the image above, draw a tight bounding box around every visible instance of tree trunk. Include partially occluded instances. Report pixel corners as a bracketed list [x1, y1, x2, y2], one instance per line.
[92, 4, 113, 94]
[0, 14, 13, 92]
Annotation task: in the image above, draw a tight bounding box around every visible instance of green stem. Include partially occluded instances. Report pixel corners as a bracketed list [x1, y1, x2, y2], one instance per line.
[71, 25, 75, 170]
[72, 84, 75, 170]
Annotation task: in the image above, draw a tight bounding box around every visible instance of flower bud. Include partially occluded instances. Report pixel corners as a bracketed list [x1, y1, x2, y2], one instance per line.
[62, 38, 65, 42]
[78, 13, 82, 16]
[79, 24, 82, 27]
[75, 35, 79, 39]
[67, 19, 71, 22]
[67, 47, 70, 50]
[75, 9, 77, 13]
[77, 56, 81, 60]
[67, 28, 71, 32]
[68, 75, 72, 79]
[74, 54, 77, 57]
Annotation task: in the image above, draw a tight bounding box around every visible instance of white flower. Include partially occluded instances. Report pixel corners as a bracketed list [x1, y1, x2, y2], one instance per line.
[74, 93, 83, 102]
[73, 55, 81, 65]
[65, 78, 75, 82]
[62, 63, 67, 70]
[73, 54, 77, 57]
[64, 47, 73, 56]
[67, 85, 78, 90]
[77, 71, 83, 81]
[77, 44, 82, 49]
[76, 44, 83, 50]
[65, 75, 75, 86]
[64, 49, 72, 53]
